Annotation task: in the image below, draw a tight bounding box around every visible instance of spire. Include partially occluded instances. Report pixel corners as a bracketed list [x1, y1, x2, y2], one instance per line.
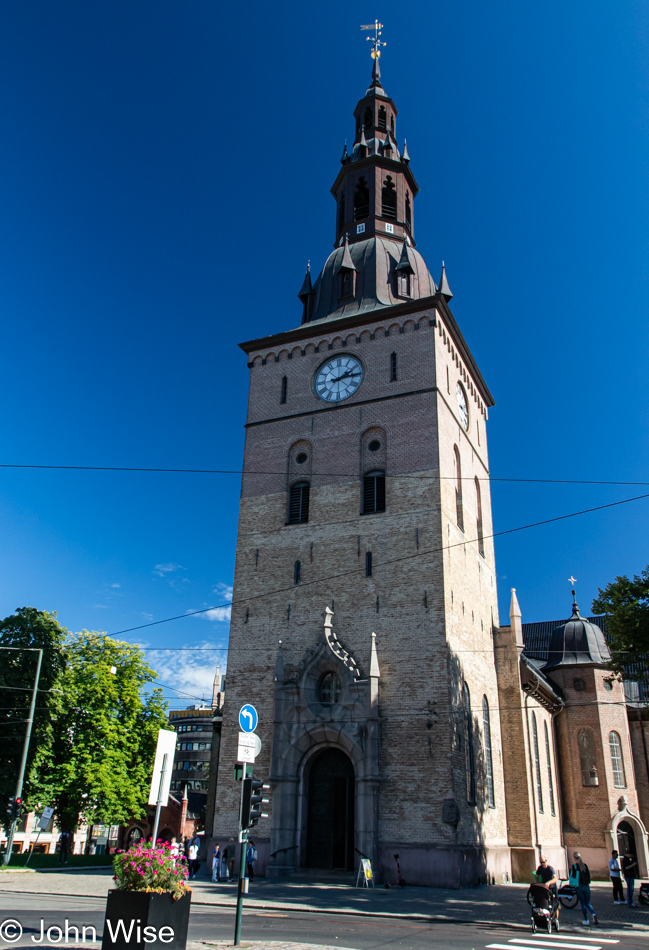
[402, 138, 410, 163]
[297, 263, 313, 301]
[340, 141, 349, 163]
[370, 631, 380, 678]
[395, 240, 416, 274]
[509, 588, 524, 651]
[438, 261, 453, 300]
[371, 53, 383, 90]
[211, 666, 221, 709]
[335, 233, 356, 273]
[274, 640, 284, 683]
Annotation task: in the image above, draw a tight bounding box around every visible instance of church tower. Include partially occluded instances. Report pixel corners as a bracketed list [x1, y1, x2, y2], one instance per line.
[212, 45, 510, 887]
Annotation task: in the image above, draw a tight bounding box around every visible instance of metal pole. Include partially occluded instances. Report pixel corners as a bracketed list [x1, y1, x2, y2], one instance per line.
[24, 828, 42, 867]
[151, 753, 168, 845]
[3, 649, 43, 866]
[233, 769, 248, 947]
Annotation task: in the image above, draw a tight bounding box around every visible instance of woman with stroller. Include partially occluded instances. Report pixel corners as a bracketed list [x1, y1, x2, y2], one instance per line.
[571, 851, 598, 927]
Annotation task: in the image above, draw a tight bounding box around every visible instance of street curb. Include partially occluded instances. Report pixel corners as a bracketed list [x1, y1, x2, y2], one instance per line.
[0, 887, 646, 936]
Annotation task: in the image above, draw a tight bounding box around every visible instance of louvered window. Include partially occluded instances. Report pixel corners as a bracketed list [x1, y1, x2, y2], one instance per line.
[382, 176, 397, 220]
[288, 481, 310, 524]
[354, 177, 370, 221]
[378, 105, 387, 131]
[363, 471, 385, 514]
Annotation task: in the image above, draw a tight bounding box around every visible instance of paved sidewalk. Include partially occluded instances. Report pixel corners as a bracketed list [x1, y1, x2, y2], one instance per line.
[1, 870, 649, 934]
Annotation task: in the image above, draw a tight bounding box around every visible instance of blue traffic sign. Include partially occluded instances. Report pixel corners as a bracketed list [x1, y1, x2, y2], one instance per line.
[239, 704, 258, 733]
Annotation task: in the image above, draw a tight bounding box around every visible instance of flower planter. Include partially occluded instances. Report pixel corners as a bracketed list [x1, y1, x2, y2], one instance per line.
[101, 889, 191, 950]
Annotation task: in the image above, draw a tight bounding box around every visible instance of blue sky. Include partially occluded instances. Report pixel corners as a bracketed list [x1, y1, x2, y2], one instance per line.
[1, 1, 648, 701]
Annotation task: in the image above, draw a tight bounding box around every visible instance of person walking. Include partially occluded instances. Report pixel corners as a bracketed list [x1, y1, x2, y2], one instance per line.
[609, 850, 624, 904]
[246, 840, 257, 882]
[571, 852, 598, 926]
[187, 834, 201, 879]
[622, 851, 639, 907]
[211, 843, 221, 883]
[58, 831, 70, 865]
[225, 837, 236, 882]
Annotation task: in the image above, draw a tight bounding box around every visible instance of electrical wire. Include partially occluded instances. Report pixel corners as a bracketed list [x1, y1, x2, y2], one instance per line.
[0, 461, 647, 487]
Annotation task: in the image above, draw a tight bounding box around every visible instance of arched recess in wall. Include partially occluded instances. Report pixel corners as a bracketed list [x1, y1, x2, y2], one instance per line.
[454, 446, 464, 531]
[287, 440, 313, 524]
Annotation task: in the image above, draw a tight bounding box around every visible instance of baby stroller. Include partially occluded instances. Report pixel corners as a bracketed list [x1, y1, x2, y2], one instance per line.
[527, 882, 560, 933]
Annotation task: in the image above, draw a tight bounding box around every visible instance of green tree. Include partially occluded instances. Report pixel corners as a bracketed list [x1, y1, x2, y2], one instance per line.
[592, 565, 649, 689]
[0, 608, 67, 824]
[37, 632, 169, 832]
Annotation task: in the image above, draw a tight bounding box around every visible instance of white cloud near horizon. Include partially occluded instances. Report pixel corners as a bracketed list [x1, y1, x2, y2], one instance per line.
[147, 640, 227, 704]
[189, 583, 233, 624]
[154, 562, 185, 577]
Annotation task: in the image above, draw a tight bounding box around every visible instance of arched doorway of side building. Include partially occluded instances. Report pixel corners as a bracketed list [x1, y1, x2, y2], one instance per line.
[617, 820, 637, 859]
[306, 748, 355, 870]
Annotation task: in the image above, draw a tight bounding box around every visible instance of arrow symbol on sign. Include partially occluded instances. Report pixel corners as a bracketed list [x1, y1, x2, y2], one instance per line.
[242, 709, 253, 728]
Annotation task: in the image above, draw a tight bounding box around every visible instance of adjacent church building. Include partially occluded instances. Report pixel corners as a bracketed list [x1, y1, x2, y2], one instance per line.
[209, 51, 649, 886]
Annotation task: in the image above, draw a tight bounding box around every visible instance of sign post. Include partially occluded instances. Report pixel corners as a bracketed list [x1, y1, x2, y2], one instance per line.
[234, 704, 258, 948]
[148, 729, 177, 843]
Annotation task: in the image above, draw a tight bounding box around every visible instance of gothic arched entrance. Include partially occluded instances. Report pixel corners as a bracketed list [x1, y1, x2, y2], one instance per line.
[617, 820, 637, 858]
[306, 748, 355, 870]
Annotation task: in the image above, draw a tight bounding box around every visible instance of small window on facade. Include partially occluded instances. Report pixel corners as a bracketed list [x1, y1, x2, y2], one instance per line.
[382, 176, 397, 220]
[340, 269, 354, 298]
[296, 452, 308, 464]
[475, 477, 484, 556]
[578, 729, 598, 786]
[463, 683, 476, 804]
[280, 375, 287, 404]
[288, 481, 310, 524]
[390, 352, 397, 381]
[454, 446, 464, 532]
[319, 671, 342, 706]
[363, 470, 386, 514]
[378, 105, 387, 130]
[354, 177, 370, 220]
[398, 273, 410, 296]
[483, 695, 495, 807]
[544, 720, 556, 816]
[368, 439, 381, 452]
[294, 560, 301, 585]
[405, 192, 411, 230]
[365, 551, 372, 577]
[532, 712, 544, 813]
[609, 731, 626, 787]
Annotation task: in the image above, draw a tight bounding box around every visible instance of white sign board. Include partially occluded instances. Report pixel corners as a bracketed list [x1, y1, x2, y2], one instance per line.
[237, 731, 257, 764]
[148, 728, 177, 805]
[37, 806, 54, 830]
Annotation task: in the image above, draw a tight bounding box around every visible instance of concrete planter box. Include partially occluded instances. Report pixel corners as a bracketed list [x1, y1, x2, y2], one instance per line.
[101, 889, 191, 950]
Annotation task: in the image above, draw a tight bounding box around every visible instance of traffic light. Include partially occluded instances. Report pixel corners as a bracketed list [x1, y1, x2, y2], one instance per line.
[5, 797, 22, 823]
[240, 777, 270, 829]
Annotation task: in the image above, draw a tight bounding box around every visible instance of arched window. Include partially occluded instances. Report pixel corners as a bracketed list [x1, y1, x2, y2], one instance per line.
[609, 731, 626, 787]
[475, 477, 484, 556]
[339, 268, 354, 299]
[363, 470, 386, 514]
[578, 729, 598, 786]
[390, 352, 397, 381]
[544, 721, 556, 816]
[464, 683, 476, 804]
[363, 106, 372, 130]
[294, 560, 301, 585]
[382, 176, 397, 220]
[354, 177, 369, 220]
[532, 712, 544, 813]
[280, 375, 287, 405]
[319, 672, 342, 706]
[398, 272, 410, 296]
[405, 192, 411, 230]
[288, 481, 310, 524]
[365, 551, 372, 577]
[454, 446, 464, 531]
[483, 696, 495, 807]
[378, 105, 387, 130]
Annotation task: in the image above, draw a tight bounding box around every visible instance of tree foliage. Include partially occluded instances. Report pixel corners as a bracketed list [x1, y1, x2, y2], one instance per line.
[592, 565, 649, 688]
[0, 609, 169, 833]
[0, 608, 67, 819]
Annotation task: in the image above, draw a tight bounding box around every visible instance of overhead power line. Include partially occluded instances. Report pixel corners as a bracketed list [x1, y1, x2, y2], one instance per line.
[0, 462, 647, 487]
[108, 489, 649, 637]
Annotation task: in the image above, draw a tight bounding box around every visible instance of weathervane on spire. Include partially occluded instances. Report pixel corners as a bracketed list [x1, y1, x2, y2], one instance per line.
[361, 20, 386, 60]
[568, 576, 578, 606]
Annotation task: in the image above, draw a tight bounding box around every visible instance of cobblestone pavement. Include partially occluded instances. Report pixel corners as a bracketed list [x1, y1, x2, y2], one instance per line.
[1, 870, 649, 933]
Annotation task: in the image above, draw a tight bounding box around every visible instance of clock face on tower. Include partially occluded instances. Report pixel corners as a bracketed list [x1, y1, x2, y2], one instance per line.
[456, 382, 469, 430]
[314, 356, 364, 402]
